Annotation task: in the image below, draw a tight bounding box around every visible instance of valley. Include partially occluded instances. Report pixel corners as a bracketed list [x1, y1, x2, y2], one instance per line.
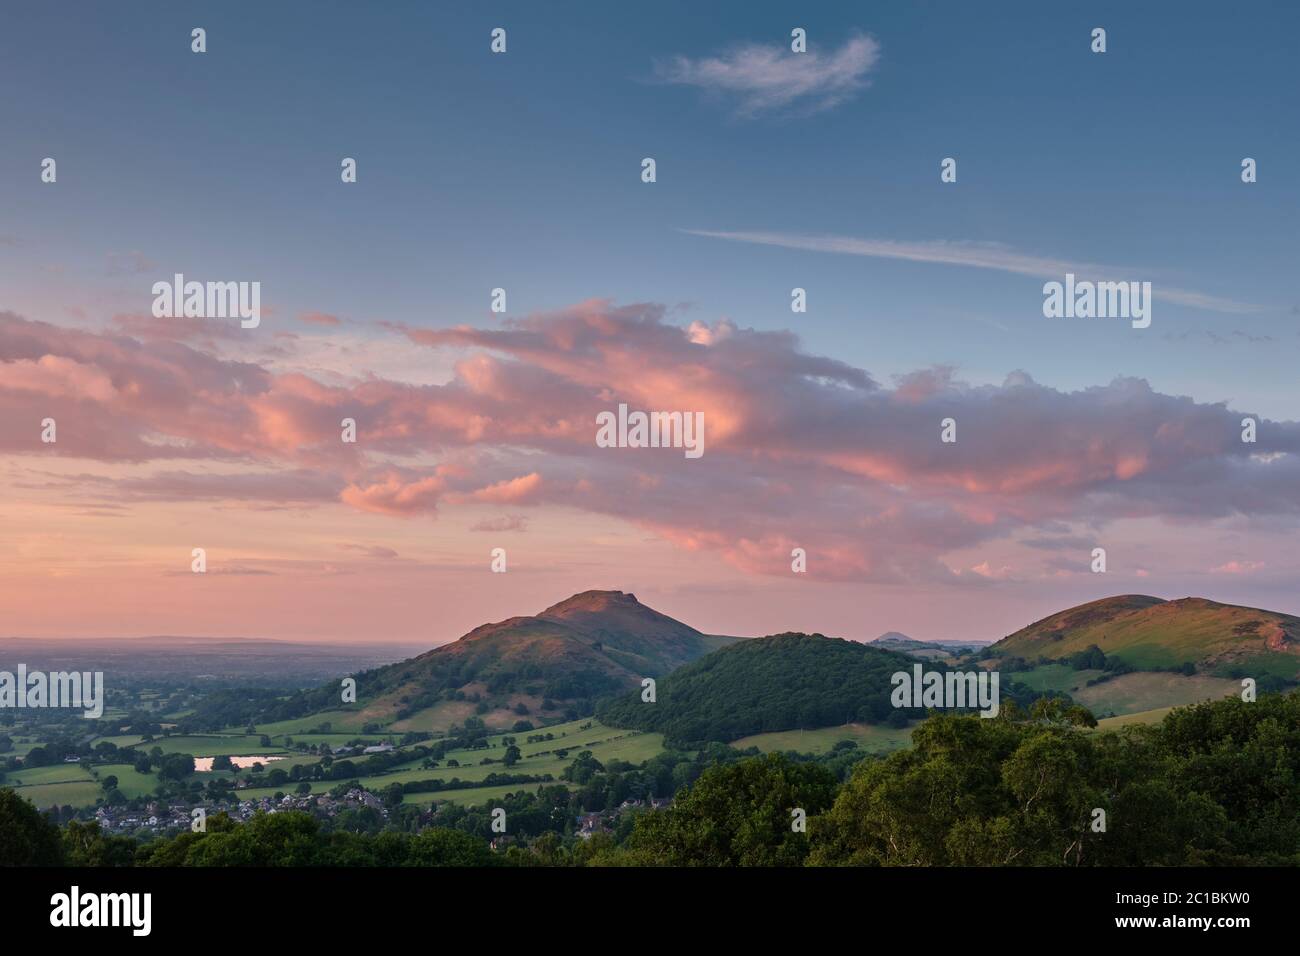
[4, 588, 1296, 852]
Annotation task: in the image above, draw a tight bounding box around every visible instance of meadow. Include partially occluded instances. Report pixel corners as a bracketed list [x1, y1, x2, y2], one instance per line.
[730, 722, 916, 755]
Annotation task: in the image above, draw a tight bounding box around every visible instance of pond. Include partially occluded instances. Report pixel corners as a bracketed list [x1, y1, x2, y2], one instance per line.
[194, 755, 287, 771]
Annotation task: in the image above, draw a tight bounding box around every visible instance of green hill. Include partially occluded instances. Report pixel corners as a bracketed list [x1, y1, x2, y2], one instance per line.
[989, 594, 1300, 677]
[245, 591, 733, 732]
[597, 633, 922, 747]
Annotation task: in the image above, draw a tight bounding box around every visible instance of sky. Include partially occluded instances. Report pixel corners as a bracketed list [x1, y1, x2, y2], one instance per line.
[1, 1, 1298, 645]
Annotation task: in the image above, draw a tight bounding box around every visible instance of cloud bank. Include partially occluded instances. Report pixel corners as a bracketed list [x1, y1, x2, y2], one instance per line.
[2, 302, 1297, 583]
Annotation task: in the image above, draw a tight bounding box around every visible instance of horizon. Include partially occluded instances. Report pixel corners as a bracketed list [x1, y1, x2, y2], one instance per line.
[2, 2, 1298, 644]
[0, 588, 1274, 649]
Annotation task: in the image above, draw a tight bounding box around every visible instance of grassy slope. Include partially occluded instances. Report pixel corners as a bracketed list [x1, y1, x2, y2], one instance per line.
[731, 722, 915, 756]
[120, 735, 287, 757]
[1012, 662, 1239, 717]
[1070, 671, 1240, 716]
[1012, 664, 1106, 694]
[992, 595, 1300, 675]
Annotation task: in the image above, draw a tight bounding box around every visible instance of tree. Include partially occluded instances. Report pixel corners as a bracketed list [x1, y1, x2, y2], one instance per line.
[405, 828, 494, 867]
[561, 751, 604, 784]
[502, 745, 521, 767]
[0, 790, 65, 865]
[62, 820, 136, 867]
[624, 753, 838, 866]
[157, 753, 196, 781]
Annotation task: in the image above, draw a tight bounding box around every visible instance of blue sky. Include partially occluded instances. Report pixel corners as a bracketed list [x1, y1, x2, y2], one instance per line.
[3, 1, 1295, 412]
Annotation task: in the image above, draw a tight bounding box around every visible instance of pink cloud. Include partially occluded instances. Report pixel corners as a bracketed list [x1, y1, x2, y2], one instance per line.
[4, 303, 1300, 583]
[298, 311, 343, 327]
[1210, 560, 1265, 574]
[467, 472, 543, 504]
[341, 472, 448, 516]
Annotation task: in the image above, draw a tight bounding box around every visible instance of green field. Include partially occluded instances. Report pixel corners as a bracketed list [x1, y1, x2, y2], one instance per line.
[238, 720, 666, 805]
[400, 781, 550, 808]
[8, 780, 102, 809]
[249, 711, 372, 736]
[91, 764, 160, 799]
[123, 735, 288, 757]
[1094, 706, 1175, 731]
[1013, 664, 1106, 695]
[1071, 671, 1239, 717]
[4, 762, 95, 787]
[273, 733, 393, 748]
[731, 722, 915, 756]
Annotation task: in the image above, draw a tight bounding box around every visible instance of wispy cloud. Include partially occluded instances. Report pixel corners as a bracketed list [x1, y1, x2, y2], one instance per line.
[469, 515, 529, 533]
[106, 250, 156, 276]
[298, 311, 343, 327]
[654, 33, 880, 117]
[683, 229, 1262, 314]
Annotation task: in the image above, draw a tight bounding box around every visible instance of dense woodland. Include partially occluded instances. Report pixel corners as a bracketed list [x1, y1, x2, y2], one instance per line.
[596, 633, 1058, 746]
[597, 634, 922, 745]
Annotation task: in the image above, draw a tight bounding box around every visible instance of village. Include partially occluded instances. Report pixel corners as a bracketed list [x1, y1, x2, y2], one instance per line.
[92, 787, 389, 837]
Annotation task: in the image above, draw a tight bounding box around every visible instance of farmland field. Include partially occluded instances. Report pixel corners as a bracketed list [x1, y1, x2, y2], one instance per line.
[122, 735, 288, 757]
[1094, 706, 1175, 731]
[4, 762, 95, 787]
[9, 780, 102, 809]
[91, 763, 161, 799]
[237, 721, 667, 805]
[1013, 664, 1106, 695]
[731, 722, 915, 755]
[1070, 672, 1238, 717]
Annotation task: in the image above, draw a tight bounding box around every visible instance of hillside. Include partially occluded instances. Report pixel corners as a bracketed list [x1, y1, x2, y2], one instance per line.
[869, 632, 991, 660]
[989, 594, 1300, 676]
[596, 633, 923, 747]
[282, 591, 731, 730]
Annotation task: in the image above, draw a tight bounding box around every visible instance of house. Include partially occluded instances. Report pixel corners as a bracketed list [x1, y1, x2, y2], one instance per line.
[361, 743, 394, 755]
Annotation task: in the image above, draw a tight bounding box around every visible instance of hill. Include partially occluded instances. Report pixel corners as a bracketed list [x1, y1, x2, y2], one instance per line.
[869, 632, 991, 660]
[220, 591, 732, 732]
[597, 633, 923, 747]
[989, 594, 1300, 677]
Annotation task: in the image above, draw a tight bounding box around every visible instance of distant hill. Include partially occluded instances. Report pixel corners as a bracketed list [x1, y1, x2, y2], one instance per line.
[869, 632, 991, 660]
[874, 631, 915, 644]
[597, 633, 923, 747]
[271, 591, 733, 730]
[0, 636, 413, 686]
[989, 595, 1300, 676]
